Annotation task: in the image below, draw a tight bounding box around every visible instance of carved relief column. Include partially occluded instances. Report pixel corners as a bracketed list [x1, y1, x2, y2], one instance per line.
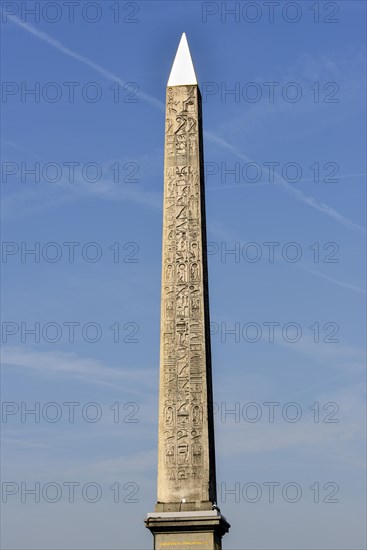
[156, 80, 216, 511]
[145, 34, 230, 550]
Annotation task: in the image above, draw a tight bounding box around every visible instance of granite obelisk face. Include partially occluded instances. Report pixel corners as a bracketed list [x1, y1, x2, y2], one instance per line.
[157, 32, 216, 512]
[145, 34, 230, 548]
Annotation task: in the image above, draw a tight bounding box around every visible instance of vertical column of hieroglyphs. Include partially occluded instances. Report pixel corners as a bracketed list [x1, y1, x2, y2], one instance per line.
[157, 84, 210, 505]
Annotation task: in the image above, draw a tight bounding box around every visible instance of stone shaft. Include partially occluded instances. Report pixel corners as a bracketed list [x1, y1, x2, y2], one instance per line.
[156, 83, 216, 511]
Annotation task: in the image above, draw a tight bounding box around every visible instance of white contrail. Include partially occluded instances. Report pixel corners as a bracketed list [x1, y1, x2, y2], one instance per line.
[6, 14, 365, 234]
[204, 132, 366, 234]
[301, 265, 366, 294]
[6, 14, 164, 111]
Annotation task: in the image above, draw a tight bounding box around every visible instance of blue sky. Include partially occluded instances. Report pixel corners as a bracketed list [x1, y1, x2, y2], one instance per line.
[1, 1, 366, 548]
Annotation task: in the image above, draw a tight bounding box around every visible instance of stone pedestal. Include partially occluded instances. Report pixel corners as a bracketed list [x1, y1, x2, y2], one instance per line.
[145, 511, 230, 550]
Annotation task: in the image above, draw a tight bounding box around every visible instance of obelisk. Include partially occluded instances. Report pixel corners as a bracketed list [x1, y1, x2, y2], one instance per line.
[145, 34, 230, 549]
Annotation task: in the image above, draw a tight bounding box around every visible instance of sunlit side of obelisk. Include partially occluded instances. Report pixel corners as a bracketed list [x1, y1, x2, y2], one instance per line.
[145, 34, 230, 549]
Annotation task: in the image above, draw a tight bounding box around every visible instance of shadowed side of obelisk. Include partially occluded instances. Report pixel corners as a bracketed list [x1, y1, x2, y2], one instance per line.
[145, 33, 230, 550]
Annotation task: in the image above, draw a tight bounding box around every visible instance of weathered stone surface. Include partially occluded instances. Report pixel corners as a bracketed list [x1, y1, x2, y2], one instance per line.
[145, 34, 230, 550]
[155, 532, 219, 550]
[145, 511, 229, 550]
[156, 83, 216, 510]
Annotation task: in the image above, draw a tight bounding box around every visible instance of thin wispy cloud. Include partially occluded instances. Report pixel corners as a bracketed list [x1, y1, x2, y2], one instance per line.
[204, 132, 366, 234]
[5, 15, 365, 234]
[1, 139, 162, 219]
[207, 220, 365, 294]
[1, 139, 44, 160]
[276, 334, 366, 372]
[214, 381, 365, 461]
[6, 14, 164, 111]
[279, 183, 365, 233]
[301, 265, 366, 294]
[1, 346, 155, 395]
[216, 389, 364, 458]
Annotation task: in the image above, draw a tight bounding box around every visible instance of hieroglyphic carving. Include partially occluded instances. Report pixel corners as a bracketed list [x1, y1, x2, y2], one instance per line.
[158, 84, 213, 504]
